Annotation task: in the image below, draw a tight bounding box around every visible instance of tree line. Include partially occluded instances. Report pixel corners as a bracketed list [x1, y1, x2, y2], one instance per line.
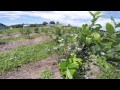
[10, 21, 58, 28]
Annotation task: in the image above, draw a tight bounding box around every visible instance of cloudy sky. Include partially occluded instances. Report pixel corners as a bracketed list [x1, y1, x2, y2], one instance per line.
[0, 11, 120, 30]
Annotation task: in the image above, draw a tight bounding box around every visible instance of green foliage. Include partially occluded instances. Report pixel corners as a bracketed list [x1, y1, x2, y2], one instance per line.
[115, 23, 120, 28]
[25, 29, 32, 39]
[40, 69, 53, 79]
[51, 11, 120, 79]
[89, 11, 103, 26]
[0, 40, 55, 75]
[91, 32, 101, 42]
[5, 30, 12, 36]
[59, 53, 82, 79]
[106, 23, 115, 35]
[1, 28, 33, 35]
[0, 33, 44, 43]
[34, 27, 40, 33]
[19, 28, 32, 39]
[111, 16, 116, 25]
[19, 28, 25, 34]
[40, 27, 50, 35]
[0, 37, 22, 43]
[85, 37, 92, 46]
[97, 56, 120, 79]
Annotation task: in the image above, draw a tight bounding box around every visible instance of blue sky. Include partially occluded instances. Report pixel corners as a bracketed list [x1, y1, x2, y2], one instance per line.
[0, 11, 120, 30]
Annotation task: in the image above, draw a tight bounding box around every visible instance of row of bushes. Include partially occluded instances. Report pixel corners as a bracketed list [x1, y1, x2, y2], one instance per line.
[48, 11, 120, 79]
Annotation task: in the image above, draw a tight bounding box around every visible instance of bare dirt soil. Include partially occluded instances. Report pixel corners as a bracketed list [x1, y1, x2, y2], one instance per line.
[0, 33, 21, 39]
[0, 35, 51, 52]
[85, 55, 101, 79]
[0, 33, 45, 39]
[0, 55, 62, 79]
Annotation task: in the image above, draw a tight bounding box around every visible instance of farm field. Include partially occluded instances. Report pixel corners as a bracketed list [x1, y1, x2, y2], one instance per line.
[0, 11, 120, 79]
[0, 27, 62, 79]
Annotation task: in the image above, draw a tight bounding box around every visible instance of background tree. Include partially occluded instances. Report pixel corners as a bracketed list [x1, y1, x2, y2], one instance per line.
[68, 24, 71, 27]
[56, 21, 60, 25]
[49, 21, 55, 24]
[43, 22, 48, 26]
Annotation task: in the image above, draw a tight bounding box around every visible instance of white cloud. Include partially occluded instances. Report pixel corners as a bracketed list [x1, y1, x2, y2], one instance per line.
[0, 11, 119, 29]
[0, 11, 93, 20]
[27, 11, 94, 26]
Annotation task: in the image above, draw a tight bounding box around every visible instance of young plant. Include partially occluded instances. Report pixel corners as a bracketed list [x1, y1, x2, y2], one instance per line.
[40, 69, 53, 79]
[34, 27, 39, 33]
[59, 53, 82, 79]
[51, 11, 120, 79]
[19, 28, 25, 35]
[5, 30, 12, 36]
[21, 28, 32, 39]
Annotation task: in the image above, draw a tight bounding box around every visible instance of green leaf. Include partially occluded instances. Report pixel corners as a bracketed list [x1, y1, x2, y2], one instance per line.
[59, 61, 66, 70]
[92, 33, 101, 42]
[101, 44, 112, 52]
[97, 15, 105, 18]
[114, 45, 120, 50]
[94, 44, 101, 52]
[68, 58, 72, 63]
[66, 68, 73, 79]
[116, 33, 120, 38]
[69, 69, 76, 76]
[85, 37, 92, 46]
[84, 29, 91, 35]
[111, 16, 116, 25]
[94, 11, 101, 16]
[68, 62, 79, 69]
[91, 44, 101, 54]
[82, 24, 89, 31]
[81, 35, 86, 42]
[102, 38, 117, 43]
[73, 58, 82, 65]
[84, 26, 90, 32]
[60, 70, 66, 76]
[89, 11, 95, 17]
[115, 23, 120, 28]
[91, 46, 96, 54]
[96, 24, 102, 28]
[106, 23, 115, 34]
[103, 64, 109, 69]
[110, 33, 116, 39]
[111, 16, 115, 22]
[66, 59, 71, 66]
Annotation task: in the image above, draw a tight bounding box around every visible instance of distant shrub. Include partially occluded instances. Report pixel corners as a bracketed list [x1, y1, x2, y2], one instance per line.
[19, 28, 25, 35]
[5, 30, 12, 36]
[25, 29, 32, 39]
[34, 27, 39, 33]
[19, 28, 32, 39]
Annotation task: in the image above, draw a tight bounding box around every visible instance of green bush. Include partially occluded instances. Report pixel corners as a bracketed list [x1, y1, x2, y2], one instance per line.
[19, 28, 32, 39]
[34, 27, 39, 33]
[50, 11, 120, 79]
[40, 69, 53, 79]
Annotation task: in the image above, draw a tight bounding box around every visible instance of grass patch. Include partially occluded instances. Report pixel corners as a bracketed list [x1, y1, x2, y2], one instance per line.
[0, 28, 36, 34]
[0, 27, 53, 35]
[0, 28, 22, 34]
[26, 33, 47, 39]
[97, 56, 120, 79]
[0, 37, 22, 43]
[39, 69, 53, 79]
[0, 40, 55, 75]
[0, 33, 48, 43]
